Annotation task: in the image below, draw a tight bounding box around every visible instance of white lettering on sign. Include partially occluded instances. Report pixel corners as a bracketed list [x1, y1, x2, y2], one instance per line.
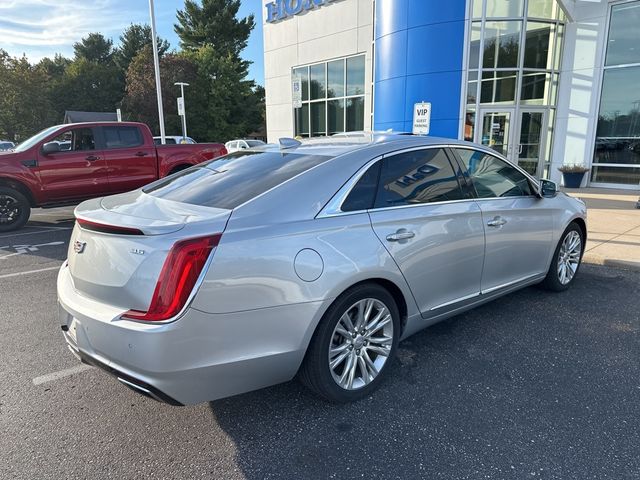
[412, 102, 431, 135]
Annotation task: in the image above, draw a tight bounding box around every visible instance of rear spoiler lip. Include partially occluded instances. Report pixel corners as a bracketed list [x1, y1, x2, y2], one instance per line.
[76, 218, 145, 236]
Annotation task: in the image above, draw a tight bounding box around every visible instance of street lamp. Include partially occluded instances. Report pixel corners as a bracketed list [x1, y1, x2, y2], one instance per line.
[175, 82, 189, 140]
[148, 0, 166, 144]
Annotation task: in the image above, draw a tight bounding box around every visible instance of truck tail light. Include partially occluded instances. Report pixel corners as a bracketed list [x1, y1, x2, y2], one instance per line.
[122, 234, 221, 322]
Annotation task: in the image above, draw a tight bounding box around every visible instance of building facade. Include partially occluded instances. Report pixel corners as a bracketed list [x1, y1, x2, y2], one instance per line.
[262, 0, 640, 189]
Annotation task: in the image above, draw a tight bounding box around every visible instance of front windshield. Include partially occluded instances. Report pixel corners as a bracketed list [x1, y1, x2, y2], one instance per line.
[13, 125, 61, 153]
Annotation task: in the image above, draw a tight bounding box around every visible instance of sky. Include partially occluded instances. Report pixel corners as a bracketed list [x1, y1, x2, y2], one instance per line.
[0, 0, 265, 85]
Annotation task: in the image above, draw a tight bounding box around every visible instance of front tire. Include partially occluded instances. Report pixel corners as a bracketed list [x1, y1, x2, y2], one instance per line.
[0, 187, 30, 232]
[541, 222, 584, 292]
[299, 283, 400, 403]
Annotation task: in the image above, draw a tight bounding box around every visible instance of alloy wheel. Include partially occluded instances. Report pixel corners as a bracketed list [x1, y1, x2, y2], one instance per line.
[328, 298, 394, 390]
[557, 230, 582, 285]
[0, 194, 20, 225]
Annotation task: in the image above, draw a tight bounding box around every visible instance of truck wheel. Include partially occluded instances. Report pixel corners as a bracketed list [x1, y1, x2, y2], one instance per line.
[0, 187, 31, 232]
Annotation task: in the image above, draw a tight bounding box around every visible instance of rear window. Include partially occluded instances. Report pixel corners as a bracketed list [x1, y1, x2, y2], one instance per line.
[103, 126, 143, 149]
[143, 150, 332, 209]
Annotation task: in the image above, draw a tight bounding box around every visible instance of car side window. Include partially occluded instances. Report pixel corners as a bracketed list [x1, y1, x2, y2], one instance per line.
[49, 128, 95, 152]
[454, 148, 533, 198]
[103, 126, 143, 149]
[374, 148, 465, 208]
[342, 161, 381, 212]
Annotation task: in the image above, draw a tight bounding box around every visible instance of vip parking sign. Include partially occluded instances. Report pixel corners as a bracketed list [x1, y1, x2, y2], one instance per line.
[292, 76, 302, 109]
[412, 102, 431, 135]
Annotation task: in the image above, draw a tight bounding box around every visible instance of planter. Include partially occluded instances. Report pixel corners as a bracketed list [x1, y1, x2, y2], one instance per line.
[562, 171, 586, 188]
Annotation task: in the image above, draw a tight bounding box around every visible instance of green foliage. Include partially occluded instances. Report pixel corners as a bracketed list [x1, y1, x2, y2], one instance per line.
[115, 24, 170, 74]
[175, 0, 254, 56]
[73, 33, 114, 64]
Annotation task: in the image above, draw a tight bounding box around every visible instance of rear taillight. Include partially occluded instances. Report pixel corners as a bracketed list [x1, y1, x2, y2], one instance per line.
[77, 218, 144, 236]
[122, 234, 221, 322]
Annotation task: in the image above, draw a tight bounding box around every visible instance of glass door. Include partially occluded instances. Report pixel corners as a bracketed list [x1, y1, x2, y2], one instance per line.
[478, 109, 514, 158]
[516, 110, 547, 177]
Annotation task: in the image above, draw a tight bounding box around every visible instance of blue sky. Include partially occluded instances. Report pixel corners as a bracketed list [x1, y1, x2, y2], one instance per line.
[0, 0, 265, 84]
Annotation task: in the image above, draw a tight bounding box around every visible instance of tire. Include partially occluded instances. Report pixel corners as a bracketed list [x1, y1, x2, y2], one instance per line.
[299, 283, 400, 403]
[0, 187, 30, 232]
[541, 222, 584, 292]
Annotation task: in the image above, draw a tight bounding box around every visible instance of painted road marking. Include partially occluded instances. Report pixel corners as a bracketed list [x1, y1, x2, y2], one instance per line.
[32, 365, 93, 385]
[0, 265, 61, 279]
[0, 241, 65, 259]
[0, 227, 72, 240]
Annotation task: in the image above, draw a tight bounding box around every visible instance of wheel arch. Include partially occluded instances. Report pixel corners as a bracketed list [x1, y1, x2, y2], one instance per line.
[0, 177, 36, 207]
[571, 216, 587, 242]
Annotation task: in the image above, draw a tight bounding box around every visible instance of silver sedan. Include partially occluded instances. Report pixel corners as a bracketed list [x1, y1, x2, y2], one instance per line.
[57, 133, 587, 404]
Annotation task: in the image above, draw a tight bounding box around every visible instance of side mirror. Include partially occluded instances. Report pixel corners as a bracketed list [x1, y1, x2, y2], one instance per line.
[42, 142, 61, 155]
[538, 179, 558, 198]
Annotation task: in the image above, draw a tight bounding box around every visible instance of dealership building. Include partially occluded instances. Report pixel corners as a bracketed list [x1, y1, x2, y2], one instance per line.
[262, 0, 640, 189]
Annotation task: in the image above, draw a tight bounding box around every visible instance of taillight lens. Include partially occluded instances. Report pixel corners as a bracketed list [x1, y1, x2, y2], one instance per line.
[122, 234, 221, 322]
[77, 218, 144, 236]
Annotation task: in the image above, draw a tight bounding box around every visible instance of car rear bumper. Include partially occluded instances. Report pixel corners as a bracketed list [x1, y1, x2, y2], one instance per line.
[57, 263, 326, 405]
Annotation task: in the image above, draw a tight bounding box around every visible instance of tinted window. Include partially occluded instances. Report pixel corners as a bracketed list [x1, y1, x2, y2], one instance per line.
[455, 148, 533, 198]
[50, 128, 95, 152]
[143, 151, 332, 209]
[374, 149, 464, 208]
[342, 161, 381, 212]
[103, 126, 142, 149]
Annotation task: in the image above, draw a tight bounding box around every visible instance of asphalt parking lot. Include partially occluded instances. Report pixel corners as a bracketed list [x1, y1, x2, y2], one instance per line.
[1, 208, 639, 480]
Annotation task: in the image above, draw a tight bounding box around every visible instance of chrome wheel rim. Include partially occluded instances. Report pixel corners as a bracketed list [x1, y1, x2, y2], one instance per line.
[0, 194, 20, 225]
[557, 230, 582, 285]
[328, 298, 394, 390]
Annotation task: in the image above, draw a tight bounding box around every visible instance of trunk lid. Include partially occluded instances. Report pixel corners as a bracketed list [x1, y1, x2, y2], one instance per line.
[68, 190, 230, 312]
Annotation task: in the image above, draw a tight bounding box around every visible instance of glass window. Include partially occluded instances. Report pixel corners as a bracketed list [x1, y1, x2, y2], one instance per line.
[309, 64, 326, 100]
[328, 99, 344, 135]
[310, 102, 326, 136]
[455, 149, 533, 197]
[342, 161, 381, 212]
[485, 0, 524, 18]
[50, 128, 95, 152]
[464, 110, 476, 142]
[327, 59, 344, 98]
[480, 70, 517, 103]
[102, 126, 142, 149]
[467, 71, 478, 105]
[520, 71, 550, 104]
[527, 0, 556, 19]
[596, 66, 640, 139]
[295, 103, 309, 137]
[472, 0, 483, 18]
[346, 97, 364, 131]
[346, 55, 365, 96]
[374, 149, 464, 208]
[292, 66, 309, 101]
[469, 22, 482, 70]
[524, 22, 554, 69]
[483, 21, 521, 69]
[591, 165, 640, 185]
[605, 2, 640, 67]
[143, 152, 334, 210]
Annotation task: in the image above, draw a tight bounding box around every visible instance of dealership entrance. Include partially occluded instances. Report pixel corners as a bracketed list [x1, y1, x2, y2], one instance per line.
[477, 107, 548, 177]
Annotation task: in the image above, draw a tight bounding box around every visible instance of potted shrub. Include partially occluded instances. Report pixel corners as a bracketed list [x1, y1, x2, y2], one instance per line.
[558, 164, 590, 188]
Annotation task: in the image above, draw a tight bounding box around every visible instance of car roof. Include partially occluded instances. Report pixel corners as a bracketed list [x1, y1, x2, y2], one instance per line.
[255, 132, 478, 157]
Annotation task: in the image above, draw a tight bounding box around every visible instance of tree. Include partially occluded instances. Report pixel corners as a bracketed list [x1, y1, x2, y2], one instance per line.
[73, 33, 114, 64]
[115, 24, 170, 74]
[122, 46, 198, 136]
[174, 0, 254, 56]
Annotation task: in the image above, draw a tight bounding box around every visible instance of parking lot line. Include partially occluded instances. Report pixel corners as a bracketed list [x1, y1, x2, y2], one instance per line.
[0, 265, 61, 279]
[32, 365, 93, 385]
[0, 227, 72, 240]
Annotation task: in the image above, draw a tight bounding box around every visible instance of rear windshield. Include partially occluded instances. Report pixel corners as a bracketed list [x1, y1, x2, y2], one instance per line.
[143, 150, 332, 209]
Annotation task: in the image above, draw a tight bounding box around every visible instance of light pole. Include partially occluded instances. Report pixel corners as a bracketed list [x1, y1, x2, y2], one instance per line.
[148, 0, 166, 144]
[175, 82, 189, 140]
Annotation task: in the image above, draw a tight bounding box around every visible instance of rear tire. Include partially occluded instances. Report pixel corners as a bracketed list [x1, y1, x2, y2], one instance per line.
[299, 283, 400, 403]
[0, 187, 30, 232]
[541, 222, 584, 292]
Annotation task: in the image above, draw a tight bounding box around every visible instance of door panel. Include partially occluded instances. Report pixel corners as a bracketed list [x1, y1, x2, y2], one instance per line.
[367, 148, 485, 317]
[101, 126, 157, 193]
[36, 127, 109, 201]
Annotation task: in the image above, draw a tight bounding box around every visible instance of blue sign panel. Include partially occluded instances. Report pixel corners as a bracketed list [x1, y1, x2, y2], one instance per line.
[265, 0, 337, 23]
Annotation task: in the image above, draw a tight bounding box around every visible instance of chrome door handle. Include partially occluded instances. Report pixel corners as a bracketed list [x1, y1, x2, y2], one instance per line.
[487, 216, 507, 227]
[386, 230, 415, 242]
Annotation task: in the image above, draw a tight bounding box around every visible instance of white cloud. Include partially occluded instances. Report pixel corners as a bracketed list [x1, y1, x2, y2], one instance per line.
[0, 0, 152, 60]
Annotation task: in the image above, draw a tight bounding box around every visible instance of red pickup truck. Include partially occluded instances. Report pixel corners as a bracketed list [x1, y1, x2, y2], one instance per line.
[0, 122, 227, 231]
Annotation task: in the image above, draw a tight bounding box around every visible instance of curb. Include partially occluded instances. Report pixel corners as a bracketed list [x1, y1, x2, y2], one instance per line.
[583, 254, 640, 272]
